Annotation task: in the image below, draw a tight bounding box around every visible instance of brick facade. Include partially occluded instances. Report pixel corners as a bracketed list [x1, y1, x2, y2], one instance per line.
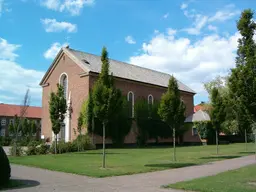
[41, 51, 201, 144]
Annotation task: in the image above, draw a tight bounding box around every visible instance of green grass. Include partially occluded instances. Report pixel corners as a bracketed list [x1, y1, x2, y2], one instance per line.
[166, 164, 256, 192]
[9, 143, 255, 178]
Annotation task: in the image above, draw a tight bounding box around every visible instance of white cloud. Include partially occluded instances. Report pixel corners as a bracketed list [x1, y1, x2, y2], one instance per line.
[41, 0, 60, 10]
[44, 42, 68, 59]
[41, 18, 77, 33]
[129, 30, 240, 97]
[41, 0, 94, 16]
[0, 38, 21, 61]
[208, 25, 217, 32]
[125, 36, 136, 44]
[208, 7, 240, 22]
[183, 15, 208, 35]
[181, 3, 188, 10]
[0, 38, 44, 105]
[182, 4, 240, 35]
[163, 13, 169, 19]
[167, 28, 177, 36]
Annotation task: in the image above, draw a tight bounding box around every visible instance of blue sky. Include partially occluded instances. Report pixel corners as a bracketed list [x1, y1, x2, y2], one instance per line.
[0, 0, 255, 106]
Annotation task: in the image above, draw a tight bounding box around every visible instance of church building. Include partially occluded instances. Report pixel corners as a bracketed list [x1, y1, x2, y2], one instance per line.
[40, 46, 201, 145]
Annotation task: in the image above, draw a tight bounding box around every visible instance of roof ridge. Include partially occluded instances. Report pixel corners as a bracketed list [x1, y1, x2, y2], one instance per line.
[68, 48, 173, 77]
[68, 48, 196, 94]
[0, 103, 42, 108]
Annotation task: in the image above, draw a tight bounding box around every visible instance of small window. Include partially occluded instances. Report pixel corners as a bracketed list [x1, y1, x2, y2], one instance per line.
[127, 91, 134, 118]
[192, 127, 198, 136]
[148, 94, 154, 105]
[0, 129, 5, 136]
[1, 118, 6, 126]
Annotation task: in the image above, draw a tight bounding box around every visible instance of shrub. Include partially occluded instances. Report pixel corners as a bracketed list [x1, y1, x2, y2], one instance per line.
[0, 146, 11, 187]
[0, 137, 12, 146]
[26, 141, 49, 156]
[73, 134, 95, 151]
[10, 142, 23, 156]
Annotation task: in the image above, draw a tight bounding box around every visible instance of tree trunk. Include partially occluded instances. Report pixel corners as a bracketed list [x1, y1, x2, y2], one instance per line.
[216, 130, 219, 155]
[245, 129, 247, 152]
[102, 122, 106, 168]
[173, 128, 176, 162]
[254, 132, 256, 160]
[55, 134, 57, 155]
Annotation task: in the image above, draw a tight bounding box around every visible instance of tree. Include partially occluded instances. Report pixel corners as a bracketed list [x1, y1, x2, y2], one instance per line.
[210, 88, 225, 155]
[92, 47, 123, 168]
[229, 9, 256, 132]
[49, 84, 67, 154]
[158, 76, 186, 161]
[10, 89, 30, 156]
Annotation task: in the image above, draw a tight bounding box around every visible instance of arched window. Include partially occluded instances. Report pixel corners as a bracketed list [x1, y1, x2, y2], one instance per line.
[148, 94, 154, 105]
[59, 73, 68, 99]
[127, 91, 134, 118]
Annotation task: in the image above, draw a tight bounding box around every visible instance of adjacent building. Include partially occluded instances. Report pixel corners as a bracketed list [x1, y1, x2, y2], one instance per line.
[40, 46, 201, 145]
[0, 103, 42, 138]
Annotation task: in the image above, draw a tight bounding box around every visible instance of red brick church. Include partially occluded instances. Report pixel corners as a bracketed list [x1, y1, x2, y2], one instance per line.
[40, 45, 201, 144]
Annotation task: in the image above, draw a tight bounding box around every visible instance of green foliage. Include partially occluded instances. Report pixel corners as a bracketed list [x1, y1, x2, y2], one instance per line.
[10, 142, 23, 156]
[49, 134, 95, 154]
[193, 121, 215, 144]
[210, 88, 225, 132]
[134, 98, 171, 146]
[26, 141, 49, 156]
[228, 9, 256, 126]
[158, 76, 186, 130]
[0, 146, 10, 187]
[90, 47, 132, 148]
[0, 137, 12, 146]
[49, 84, 67, 136]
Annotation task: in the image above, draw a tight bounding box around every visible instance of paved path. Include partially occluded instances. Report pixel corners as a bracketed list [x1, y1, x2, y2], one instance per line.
[5, 155, 256, 192]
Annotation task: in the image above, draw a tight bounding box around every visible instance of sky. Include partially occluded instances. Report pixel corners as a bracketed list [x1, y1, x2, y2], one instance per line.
[0, 0, 255, 107]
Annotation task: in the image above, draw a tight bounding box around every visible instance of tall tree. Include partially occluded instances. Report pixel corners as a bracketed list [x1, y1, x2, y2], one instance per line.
[49, 84, 67, 154]
[229, 9, 256, 132]
[158, 76, 186, 161]
[92, 46, 123, 168]
[210, 88, 225, 155]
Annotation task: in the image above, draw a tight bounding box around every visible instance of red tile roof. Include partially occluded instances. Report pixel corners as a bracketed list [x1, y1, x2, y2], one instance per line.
[0, 103, 42, 119]
[194, 102, 212, 112]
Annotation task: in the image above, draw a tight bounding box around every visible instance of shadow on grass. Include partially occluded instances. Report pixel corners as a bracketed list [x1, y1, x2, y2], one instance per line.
[144, 162, 197, 168]
[200, 155, 241, 160]
[239, 151, 255, 154]
[77, 152, 128, 155]
[0, 179, 40, 191]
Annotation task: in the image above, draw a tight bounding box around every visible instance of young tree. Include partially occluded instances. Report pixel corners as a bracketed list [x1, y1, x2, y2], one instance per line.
[49, 84, 67, 154]
[210, 88, 225, 155]
[10, 89, 30, 156]
[229, 9, 256, 132]
[92, 47, 123, 168]
[158, 76, 186, 161]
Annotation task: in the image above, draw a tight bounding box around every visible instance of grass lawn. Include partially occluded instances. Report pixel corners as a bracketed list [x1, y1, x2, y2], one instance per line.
[9, 143, 255, 178]
[166, 164, 256, 192]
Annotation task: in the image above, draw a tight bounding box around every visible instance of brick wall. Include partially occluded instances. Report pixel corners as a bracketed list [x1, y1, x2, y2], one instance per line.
[41, 52, 200, 144]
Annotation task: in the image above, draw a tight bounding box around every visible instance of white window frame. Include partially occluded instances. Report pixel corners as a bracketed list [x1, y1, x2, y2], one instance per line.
[1, 118, 6, 126]
[1, 128, 5, 136]
[127, 91, 134, 118]
[59, 72, 68, 99]
[148, 94, 154, 105]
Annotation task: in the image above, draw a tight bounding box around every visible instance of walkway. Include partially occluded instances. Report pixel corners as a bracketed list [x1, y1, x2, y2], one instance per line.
[6, 155, 256, 192]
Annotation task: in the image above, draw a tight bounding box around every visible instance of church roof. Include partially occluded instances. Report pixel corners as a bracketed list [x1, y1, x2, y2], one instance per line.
[67, 48, 196, 94]
[40, 46, 196, 94]
[185, 110, 210, 123]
